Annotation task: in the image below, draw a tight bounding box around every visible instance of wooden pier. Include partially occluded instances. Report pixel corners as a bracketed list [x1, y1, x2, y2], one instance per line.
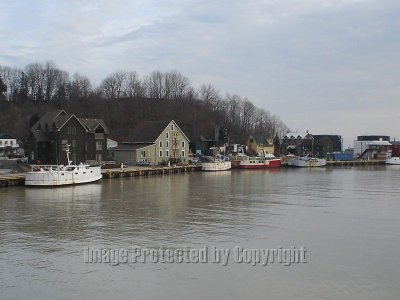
[0, 174, 25, 187]
[101, 165, 202, 179]
[326, 160, 385, 167]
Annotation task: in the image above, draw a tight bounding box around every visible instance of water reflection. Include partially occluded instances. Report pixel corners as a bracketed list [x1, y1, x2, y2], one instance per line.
[1, 169, 400, 299]
[25, 183, 102, 202]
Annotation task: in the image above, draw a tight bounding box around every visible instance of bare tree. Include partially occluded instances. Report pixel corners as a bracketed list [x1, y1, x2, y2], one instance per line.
[44, 61, 59, 101]
[25, 62, 46, 101]
[144, 71, 163, 99]
[124, 71, 144, 98]
[0, 66, 22, 101]
[241, 99, 256, 132]
[54, 70, 69, 101]
[0, 75, 7, 101]
[164, 71, 191, 100]
[198, 84, 221, 108]
[69, 73, 91, 100]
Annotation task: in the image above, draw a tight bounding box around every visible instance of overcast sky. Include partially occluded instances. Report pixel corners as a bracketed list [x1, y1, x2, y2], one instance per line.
[1, 0, 399, 147]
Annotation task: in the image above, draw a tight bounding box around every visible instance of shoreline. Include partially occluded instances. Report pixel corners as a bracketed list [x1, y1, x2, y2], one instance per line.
[0, 160, 388, 188]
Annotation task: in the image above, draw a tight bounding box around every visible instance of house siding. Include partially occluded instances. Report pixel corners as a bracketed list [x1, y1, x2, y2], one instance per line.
[154, 121, 190, 165]
[27, 111, 109, 165]
[112, 120, 190, 166]
[57, 117, 87, 164]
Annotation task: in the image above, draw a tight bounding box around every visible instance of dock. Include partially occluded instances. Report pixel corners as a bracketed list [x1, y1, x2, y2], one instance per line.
[101, 165, 202, 179]
[0, 174, 25, 187]
[326, 160, 385, 166]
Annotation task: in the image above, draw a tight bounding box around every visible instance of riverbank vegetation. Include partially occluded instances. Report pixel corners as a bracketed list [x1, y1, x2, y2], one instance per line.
[0, 61, 288, 143]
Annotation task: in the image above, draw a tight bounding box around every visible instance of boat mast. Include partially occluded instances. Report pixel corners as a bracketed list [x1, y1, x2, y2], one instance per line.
[65, 144, 72, 166]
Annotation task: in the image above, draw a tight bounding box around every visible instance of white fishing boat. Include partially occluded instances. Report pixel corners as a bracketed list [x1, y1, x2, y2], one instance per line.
[385, 157, 400, 165]
[201, 156, 231, 171]
[25, 145, 102, 186]
[287, 156, 327, 167]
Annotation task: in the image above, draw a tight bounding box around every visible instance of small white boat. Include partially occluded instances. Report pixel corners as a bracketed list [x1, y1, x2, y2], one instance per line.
[287, 156, 327, 167]
[25, 145, 102, 186]
[201, 155, 231, 171]
[385, 157, 400, 165]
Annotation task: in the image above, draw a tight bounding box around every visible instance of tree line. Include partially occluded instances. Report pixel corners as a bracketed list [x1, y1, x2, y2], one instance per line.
[0, 61, 289, 144]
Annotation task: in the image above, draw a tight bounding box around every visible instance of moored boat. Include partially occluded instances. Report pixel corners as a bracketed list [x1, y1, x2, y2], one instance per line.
[25, 145, 102, 186]
[385, 157, 400, 165]
[287, 156, 327, 167]
[201, 155, 231, 171]
[231, 153, 281, 169]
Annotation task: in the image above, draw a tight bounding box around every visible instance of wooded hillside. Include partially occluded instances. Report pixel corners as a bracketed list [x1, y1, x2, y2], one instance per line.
[0, 61, 288, 144]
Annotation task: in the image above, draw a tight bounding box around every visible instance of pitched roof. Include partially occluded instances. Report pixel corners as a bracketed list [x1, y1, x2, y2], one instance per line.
[285, 132, 309, 139]
[32, 110, 108, 135]
[112, 143, 154, 151]
[80, 118, 109, 134]
[32, 109, 81, 131]
[129, 120, 171, 143]
[33, 110, 68, 129]
[0, 133, 15, 139]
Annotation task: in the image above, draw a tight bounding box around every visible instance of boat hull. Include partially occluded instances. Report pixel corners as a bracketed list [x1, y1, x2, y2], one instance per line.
[232, 158, 281, 169]
[25, 166, 102, 186]
[385, 157, 400, 165]
[201, 161, 232, 171]
[287, 158, 327, 167]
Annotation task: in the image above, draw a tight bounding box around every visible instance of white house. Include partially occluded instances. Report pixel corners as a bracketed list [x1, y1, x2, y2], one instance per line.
[0, 133, 21, 157]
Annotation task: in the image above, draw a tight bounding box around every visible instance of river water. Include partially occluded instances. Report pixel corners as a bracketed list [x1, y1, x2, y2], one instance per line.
[1, 166, 399, 299]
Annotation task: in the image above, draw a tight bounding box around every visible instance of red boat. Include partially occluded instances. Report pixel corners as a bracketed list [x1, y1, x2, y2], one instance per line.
[231, 154, 281, 169]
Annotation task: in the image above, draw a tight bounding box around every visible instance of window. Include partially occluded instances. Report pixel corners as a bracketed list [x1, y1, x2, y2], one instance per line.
[181, 141, 185, 148]
[159, 150, 163, 157]
[159, 140, 163, 147]
[141, 151, 146, 158]
[0, 141, 2, 146]
[96, 141, 102, 151]
[182, 150, 185, 157]
[62, 139, 68, 150]
[166, 132, 169, 139]
[96, 154, 102, 162]
[10, 141, 14, 146]
[166, 141, 169, 148]
[170, 124, 174, 131]
[95, 132, 104, 140]
[5, 141, 8, 145]
[166, 150, 169, 157]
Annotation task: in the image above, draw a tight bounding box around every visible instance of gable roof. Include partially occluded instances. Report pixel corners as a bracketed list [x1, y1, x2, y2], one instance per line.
[33, 110, 67, 129]
[128, 120, 189, 143]
[285, 132, 309, 139]
[80, 118, 109, 134]
[112, 143, 154, 151]
[0, 133, 15, 139]
[129, 120, 170, 143]
[32, 109, 85, 131]
[32, 110, 109, 134]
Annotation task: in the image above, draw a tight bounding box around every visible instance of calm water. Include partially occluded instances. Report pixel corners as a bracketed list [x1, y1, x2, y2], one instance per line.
[1, 166, 400, 299]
